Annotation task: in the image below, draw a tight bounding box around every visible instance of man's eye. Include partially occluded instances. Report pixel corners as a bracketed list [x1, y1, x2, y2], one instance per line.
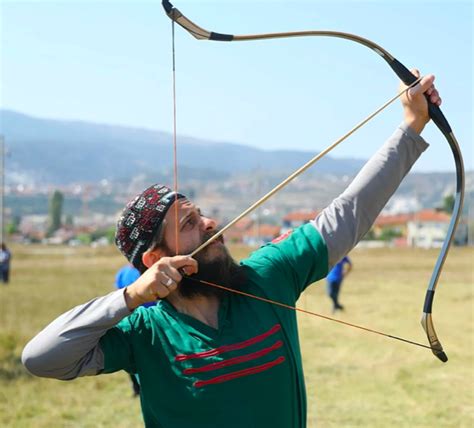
[184, 217, 196, 229]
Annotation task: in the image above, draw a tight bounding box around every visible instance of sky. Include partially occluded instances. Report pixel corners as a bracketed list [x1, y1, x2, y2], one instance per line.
[1, 0, 472, 172]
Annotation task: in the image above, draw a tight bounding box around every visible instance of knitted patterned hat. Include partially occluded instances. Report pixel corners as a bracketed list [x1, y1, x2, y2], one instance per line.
[115, 184, 185, 269]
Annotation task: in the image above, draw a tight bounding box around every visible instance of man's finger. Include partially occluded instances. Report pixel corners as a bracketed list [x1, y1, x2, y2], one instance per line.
[152, 282, 177, 299]
[409, 74, 435, 97]
[170, 255, 198, 269]
[428, 89, 439, 104]
[163, 266, 183, 283]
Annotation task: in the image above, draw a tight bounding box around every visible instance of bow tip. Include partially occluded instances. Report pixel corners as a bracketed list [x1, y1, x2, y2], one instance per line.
[162, 0, 173, 14]
[435, 350, 448, 363]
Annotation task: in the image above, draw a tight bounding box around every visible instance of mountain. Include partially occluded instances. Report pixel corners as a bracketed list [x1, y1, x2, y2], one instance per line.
[0, 109, 366, 185]
[2, 109, 471, 222]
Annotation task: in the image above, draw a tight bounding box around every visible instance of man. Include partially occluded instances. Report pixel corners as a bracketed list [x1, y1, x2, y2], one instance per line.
[115, 264, 141, 291]
[0, 243, 11, 284]
[22, 72, 441, 427]
[326, 255, 352, 312]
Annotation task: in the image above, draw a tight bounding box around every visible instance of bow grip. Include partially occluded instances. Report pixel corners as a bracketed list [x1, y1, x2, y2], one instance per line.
[388, 58, 452, 135]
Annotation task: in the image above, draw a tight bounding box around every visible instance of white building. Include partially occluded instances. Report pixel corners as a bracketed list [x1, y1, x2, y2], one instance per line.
[407, 209, 467, 248]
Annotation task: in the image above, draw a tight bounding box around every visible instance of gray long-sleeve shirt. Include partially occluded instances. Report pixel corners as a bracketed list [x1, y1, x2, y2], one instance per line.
[22, 122, 429, 380]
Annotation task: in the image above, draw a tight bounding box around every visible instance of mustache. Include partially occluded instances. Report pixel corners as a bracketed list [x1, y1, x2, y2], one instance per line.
[198, 230, 224, 249]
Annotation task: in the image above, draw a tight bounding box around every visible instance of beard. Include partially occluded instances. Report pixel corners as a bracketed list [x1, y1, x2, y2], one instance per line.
[166, 231, 247, 299]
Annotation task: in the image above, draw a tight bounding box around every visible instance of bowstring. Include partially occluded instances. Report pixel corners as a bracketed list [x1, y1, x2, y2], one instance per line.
[171, 18, 180, 254]
[184, 276, 435, 352]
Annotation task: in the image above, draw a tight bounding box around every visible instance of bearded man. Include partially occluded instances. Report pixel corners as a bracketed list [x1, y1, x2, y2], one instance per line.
[23, 73, 441, 427]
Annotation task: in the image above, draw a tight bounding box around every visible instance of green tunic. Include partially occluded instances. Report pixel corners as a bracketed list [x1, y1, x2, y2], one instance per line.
[100, 223, 328, 427]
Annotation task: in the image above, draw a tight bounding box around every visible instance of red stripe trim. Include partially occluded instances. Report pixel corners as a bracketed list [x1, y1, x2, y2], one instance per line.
[183, 340, 283, 374]
[194, 356, 285, 388]
[175, 324, 281, 362]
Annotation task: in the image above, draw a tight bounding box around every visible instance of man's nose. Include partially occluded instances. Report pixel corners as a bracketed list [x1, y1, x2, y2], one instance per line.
[202, 216, 217, 231]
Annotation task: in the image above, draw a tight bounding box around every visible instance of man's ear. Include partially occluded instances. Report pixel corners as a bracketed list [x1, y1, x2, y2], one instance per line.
[142, 248, 164, 269]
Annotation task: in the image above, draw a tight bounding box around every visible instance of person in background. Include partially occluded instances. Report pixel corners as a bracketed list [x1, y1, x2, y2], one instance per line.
[326, 255, 352, 313]
[0, 243, 12, 285]
[114, 264, 156, 396]
[115, 264, 157, 308]
[115, 264, 140, 291]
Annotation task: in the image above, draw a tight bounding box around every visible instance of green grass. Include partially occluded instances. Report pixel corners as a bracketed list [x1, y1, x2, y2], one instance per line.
[0, 244, 472, 427]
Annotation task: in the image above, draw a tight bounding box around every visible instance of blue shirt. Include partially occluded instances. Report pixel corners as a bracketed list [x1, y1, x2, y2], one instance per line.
[114, 265, 156, 308]
[0, 249, 11, 270]
[115, 265, 140, 289]
[326, 256, 351, 283]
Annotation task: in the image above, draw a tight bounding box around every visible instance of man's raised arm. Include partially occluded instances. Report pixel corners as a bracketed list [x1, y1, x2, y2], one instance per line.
[313, 72, 439, 268]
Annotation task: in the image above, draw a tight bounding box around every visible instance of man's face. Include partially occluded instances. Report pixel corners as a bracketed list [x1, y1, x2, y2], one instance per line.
[157, 199, 246, 299]
[161, 199, 226, 260]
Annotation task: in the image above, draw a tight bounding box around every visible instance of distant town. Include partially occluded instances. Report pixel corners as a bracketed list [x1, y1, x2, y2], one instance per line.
[3, 178, 469, 250]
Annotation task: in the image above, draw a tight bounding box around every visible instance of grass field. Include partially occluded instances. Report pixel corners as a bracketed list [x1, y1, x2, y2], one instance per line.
[0, 244, 472, 427]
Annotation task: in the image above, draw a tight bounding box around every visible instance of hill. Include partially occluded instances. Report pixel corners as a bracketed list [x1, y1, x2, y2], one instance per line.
[0, 109, 365, 185]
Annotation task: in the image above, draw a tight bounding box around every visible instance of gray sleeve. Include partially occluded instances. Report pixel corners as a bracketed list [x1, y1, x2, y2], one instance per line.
[312, 122, 429, 268]
[22, 289, 132, 380]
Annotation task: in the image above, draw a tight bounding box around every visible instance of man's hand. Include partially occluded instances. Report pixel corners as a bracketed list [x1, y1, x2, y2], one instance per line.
[400, 69, 442, 134]
[124, 256, 198, 310]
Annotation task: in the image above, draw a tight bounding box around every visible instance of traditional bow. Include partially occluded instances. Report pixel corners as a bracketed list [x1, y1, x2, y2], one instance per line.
[161, 0, 465, 362]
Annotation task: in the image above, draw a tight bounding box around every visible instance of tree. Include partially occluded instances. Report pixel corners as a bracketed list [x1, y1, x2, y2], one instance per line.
[65, 214, 74, 227]
[76, 233, 92, 245]
[379, 227, 403, 242]
[441, 194, 455, 214]
[6, 216, 21, 235]
[47, 190, 64, 236]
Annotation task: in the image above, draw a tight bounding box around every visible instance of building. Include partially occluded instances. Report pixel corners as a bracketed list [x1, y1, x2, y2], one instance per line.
[281, 210, 320, 233]
[407, 209, 464, 248]
[224, 218, 281, 247]
[242, 224, 281, 247]
[373, 213, 413, 245]
[375, 209, 467, 248]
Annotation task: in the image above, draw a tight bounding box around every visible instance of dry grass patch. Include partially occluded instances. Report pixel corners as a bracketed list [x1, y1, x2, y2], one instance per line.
[1, 244, 472, 427]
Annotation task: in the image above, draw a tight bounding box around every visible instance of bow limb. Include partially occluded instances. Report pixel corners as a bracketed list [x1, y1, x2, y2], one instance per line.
[162, 1, 465, 362]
